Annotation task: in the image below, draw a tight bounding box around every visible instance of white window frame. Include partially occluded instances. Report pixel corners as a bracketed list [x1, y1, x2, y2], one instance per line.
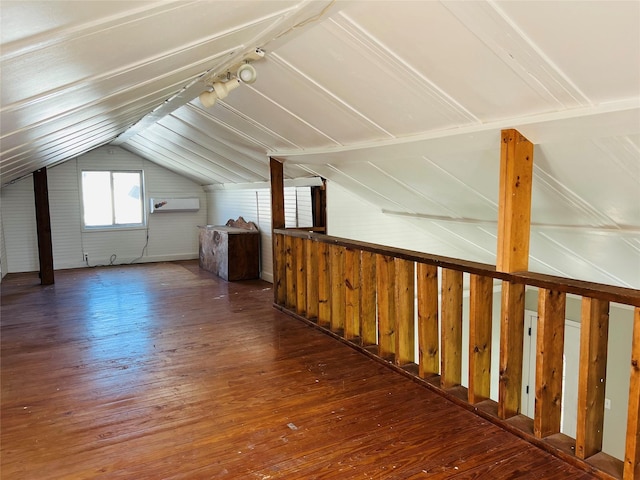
[80, 170, 146, 231]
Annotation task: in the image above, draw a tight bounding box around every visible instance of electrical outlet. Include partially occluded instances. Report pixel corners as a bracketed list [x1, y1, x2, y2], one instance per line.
[83, 253, 89, 262]
[605, 398, 611, 410]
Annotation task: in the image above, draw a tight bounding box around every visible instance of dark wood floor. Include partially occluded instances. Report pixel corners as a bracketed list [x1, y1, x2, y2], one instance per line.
[1, 261, 596, 479]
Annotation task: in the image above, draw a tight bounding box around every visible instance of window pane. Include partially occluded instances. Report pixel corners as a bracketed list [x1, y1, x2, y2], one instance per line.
[113, 172, 142, 225]
[82, 171, 112, 226]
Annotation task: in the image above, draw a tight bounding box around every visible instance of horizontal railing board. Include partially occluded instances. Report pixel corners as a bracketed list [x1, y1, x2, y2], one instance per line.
[275, 229, 640, 307]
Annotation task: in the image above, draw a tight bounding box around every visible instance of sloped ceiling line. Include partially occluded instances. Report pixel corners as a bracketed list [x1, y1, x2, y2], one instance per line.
[420, 154, 499, 210]
[536, 231, 633, 288]
[244, 84, 343, 147]
[0, 1, 196, 61]
[136, 128, 259, 184]
[176, 105, 277, 158]
[592, 136, 640, 184]
[442, 1, 589, 108]
[331, 13, 479, 124]
[269, 52, 394, 137]
[532, 164, 618, 227]
[206, 102, 304, 151]
[124, 139, 229, 185]
[367, 162, 461, 218]
[159, 114, 268, 171]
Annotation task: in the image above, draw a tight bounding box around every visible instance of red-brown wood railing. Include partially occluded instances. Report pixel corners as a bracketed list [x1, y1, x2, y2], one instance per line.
[272, 228, 640, 480]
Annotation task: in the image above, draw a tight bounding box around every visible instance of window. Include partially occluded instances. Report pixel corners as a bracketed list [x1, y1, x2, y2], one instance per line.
[81, 171, 144, 228]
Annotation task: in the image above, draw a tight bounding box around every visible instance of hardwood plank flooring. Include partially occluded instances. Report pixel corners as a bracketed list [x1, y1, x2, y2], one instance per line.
[1, 261, 596, 479]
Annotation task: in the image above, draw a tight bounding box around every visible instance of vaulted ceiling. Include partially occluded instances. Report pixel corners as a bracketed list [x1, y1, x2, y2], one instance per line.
[1, 1, 639, 288]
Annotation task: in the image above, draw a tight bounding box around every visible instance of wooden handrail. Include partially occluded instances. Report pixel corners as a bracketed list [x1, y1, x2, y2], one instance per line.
[273, 228, 640, 479]
[274, 229, 640, 307]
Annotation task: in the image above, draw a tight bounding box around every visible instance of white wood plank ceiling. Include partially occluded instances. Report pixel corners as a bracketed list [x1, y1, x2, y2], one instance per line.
[1, 0, 639, 288]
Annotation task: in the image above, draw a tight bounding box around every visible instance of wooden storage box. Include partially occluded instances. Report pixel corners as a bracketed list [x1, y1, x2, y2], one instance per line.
[198, 222, 260, 281]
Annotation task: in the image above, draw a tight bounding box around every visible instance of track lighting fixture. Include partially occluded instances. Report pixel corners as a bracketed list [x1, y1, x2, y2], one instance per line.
[198, 48, 263, 108]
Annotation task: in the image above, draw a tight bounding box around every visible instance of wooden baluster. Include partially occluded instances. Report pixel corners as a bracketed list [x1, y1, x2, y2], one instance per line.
[534, 289, 566, 438]
[441, 269, 463, 389]
[498, 281, 526, 418]
[295, 237, 306, 316]
[418, 263, 439, 378]
[330, 245, 345, 334]
[377, 254, 396, 362]
[576, 297, 610, 459]
[624, 307, 640, 479]
[394, 258, 415, 366]
[468, 274, 493, 404]
[317, 243, 330, 327]
[305, 239, 319, 321]
[273, 233, 286, 306]
[285, 235, 296, 310]
[344, 248, 361, 341]
[360, 251, 377, 347]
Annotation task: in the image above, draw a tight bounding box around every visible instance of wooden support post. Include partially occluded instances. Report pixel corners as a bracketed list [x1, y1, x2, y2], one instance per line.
[576, 297, 610, 460]
[377, 254, 395, 361]
[33, 168, 54, 285]
[360, 251, 377, 347]
[534, 289, 566, 438]
[295, 237, 306, 316]
[273, 234, 286, 305]
[330, 245, 345, 334]
[624, 307, 640, 480]
[270, 158, 285, 303]
[317, 243, 331, 327]
[496, 129, 534, 273]
[418, 263, 439, 378]
[344, 248, 361, 341]
[498, 281, 526, 418]
[285, 235, 296, 310]
[394, 258, 415, 366]
[305, 240, 319, 321]
[441, 268, 463, 389]
[468, 274, 493, 404]
[496, 129, 534, 419]
[311, 180, 326, 231]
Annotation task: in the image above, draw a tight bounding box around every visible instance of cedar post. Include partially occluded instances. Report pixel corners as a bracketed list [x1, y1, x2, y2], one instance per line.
[33, 168, 55, 285]
[624, 307, 640, 479]
[394, 258, 415, 366]
[270, 158, 285, 303]
[418, 263, 439, 378]
[377, 254, 396, 361]
[329, 245, 345, 334]
[576, 297, 610, 459]
[468, 274, 493, 403]
[496, 129, 534, 419]
[441, 268, 463, 389]
[344, 248, 361, 341]
[534, 289, 566, 438]
[359, 251, 377, 347]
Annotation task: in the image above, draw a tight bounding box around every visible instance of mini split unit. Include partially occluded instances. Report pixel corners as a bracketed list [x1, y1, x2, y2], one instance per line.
[149, 198, 200, 213]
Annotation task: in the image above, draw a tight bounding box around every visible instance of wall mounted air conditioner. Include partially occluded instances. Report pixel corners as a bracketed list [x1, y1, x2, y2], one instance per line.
[149, 197, 200, 213]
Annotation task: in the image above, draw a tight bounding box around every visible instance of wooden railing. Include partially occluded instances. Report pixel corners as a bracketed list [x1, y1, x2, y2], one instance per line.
[272, 228, 640, 480]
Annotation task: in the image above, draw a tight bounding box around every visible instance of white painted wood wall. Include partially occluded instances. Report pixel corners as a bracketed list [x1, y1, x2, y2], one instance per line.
[206, 185, 312, 283]
[0, 146, 206, 273]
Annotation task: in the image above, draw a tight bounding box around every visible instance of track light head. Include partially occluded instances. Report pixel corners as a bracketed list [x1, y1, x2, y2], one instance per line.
[212, 78, 241, 99]
[237, 63, 257, 84]
[199, 90, 218, 108]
